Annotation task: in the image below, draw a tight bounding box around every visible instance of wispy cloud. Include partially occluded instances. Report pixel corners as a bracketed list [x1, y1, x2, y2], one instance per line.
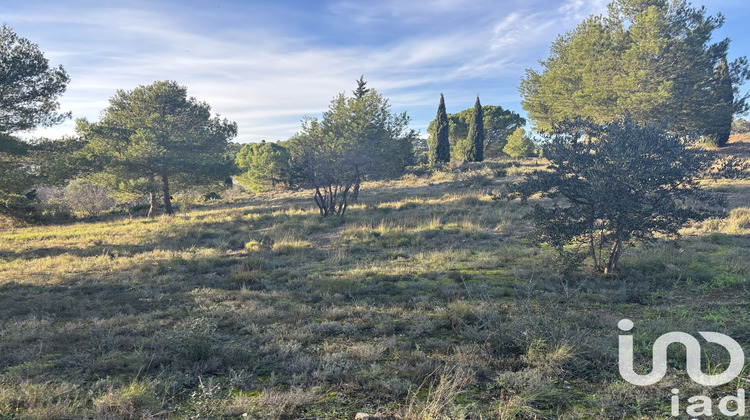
[9, 0, 742, 143]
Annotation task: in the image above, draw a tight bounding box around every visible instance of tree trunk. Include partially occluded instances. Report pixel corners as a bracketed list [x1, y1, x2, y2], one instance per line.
[350, 167, 360, 202]
[147, 192, 158, 219]
[162, 174, 173, 216]
[589, 232, 602, 272]
[314, 187, 327, 216]
[605, 238, 622, 274]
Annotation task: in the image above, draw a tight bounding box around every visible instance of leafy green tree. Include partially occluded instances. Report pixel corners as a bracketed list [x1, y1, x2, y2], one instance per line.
[78, 81, 237, 218]
[457, 97, 484, 162]
[503, 127, 536, 158]
[508, 118, 730, 274]
[427, 94, 450, 165]
[235, 141, 291, 193]
[287, 87, 415, 216]
[0, 24, 70, 222]
[427, 104, 524, 158]
[732, 118, 750, 134]
[0, 24, 70, 134]
[520, 0, 750, 136]
[705, 57, 734, 147]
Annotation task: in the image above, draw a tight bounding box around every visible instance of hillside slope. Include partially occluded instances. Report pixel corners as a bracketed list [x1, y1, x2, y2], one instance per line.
[0, 160, 748, 418]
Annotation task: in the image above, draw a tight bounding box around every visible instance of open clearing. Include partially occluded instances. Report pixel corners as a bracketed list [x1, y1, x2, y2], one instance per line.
[0, 138, 748, 419]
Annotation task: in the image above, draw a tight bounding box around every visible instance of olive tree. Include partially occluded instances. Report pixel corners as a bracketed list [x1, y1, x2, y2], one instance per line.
[287, 87, 415, 216]
[508, 118, 734, 274]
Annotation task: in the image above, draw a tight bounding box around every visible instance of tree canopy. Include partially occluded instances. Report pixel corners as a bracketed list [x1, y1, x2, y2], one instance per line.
[0, 24, 70, 222]
[467, 96, 485, 161]
[0, 24, 70, 134]
[78, 80, 237, 217]
[503, 127, 536, 158]
[286, 86, 415, 216]
[508, 118, 732, 273]
[427, 103, 525, 158]
[427, 94, 450, 165]
[235, 141, 291, 193]
[705, 57, 734, 146]
[520, 0, 750, 137]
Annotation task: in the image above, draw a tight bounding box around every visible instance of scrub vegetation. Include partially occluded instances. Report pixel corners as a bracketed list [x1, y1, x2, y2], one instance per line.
[1, 135, 749, 418]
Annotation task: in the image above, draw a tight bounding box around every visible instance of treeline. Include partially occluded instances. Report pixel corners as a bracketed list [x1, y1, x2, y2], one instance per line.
[1, 0, 749, 276]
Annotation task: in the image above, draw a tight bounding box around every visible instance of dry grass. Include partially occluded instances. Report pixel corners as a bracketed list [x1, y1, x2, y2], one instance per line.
[0, 158, 748, 418]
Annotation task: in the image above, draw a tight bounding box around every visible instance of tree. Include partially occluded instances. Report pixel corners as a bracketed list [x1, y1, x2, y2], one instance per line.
[457, 96, 484, 162]
[0, 24, 70, 134]
[0, 24, 70, 222]
[503, 127, 536, 158]
[352, 75, 370, 99]
[427, 104, 525, 158]
[705, 57, 734, 147]
[508, 118, 726, 274]
[287, 87, 415, 216]
[235, 140, 291, 193]
[519, 0, 750, 136]
[78, 81, 237, 218]
[732, 118, 750, 134]
[427, 94, 450, 165]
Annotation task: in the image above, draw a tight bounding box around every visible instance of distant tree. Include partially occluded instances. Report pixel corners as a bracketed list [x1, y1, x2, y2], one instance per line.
[62, 179, 115, 217]
[519, 0, 750, 136]
[503, 127, 536, 158]
[732, 118, 750, 134]
[427, 94, 450, 165]
[457, 97, 484, 162]
[78, 81, 237, 218]
[353, 75, 370, 99]
[0, 24, 70, 222]
[705, 57, 734, 147]
[427, 104, 524, 158]
[287, 87, 415, 216]
[508, 118, 729, 274]
[235, 141, 291, 193]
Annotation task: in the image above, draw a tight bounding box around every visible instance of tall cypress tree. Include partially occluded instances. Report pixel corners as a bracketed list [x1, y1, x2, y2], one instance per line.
[707, 57, 733, 147]
[465, 96, 484, 162]
[428, 94, 450, 165]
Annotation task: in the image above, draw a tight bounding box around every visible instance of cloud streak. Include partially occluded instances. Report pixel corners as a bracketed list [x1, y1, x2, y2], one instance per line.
[10, 0, 745, 143]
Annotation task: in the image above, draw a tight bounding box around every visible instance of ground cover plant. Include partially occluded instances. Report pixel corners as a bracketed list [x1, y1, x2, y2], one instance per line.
[0, 135, 748, 418]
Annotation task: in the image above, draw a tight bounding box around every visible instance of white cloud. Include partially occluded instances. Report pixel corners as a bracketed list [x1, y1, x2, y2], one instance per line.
[8, 0, 614, 142]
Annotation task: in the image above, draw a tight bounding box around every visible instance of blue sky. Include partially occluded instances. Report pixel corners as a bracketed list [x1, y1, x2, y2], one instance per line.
[3, 0, 749, 143]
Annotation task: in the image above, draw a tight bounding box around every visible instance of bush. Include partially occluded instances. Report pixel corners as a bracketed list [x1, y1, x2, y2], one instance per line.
[235, 141, 291, 193]
[503, 127, 536, 158]
[62, 180, 115, 217]
[731, 118, 750, 135]
[509, 119, 721, 273]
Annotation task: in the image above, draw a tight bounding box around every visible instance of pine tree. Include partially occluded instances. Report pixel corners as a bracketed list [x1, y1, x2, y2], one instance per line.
[519, 0, 750, 135]
[463, 96, 484, 162]
[79, 81, 237, 218]
[353, 75, 370, 99]
[706, 57, 734, 147]
[503, 127, 536, 158]
[428, 94, 450, 165]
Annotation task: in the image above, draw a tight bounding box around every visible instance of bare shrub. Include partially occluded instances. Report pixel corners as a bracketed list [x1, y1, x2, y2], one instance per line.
[62, 180, 115, 217]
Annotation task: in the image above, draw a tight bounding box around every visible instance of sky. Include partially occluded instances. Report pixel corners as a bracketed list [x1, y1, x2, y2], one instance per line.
[3, 0, 750, 143]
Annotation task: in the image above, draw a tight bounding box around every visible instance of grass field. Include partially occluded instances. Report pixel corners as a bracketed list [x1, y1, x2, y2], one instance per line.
[0, 138, 749, 419]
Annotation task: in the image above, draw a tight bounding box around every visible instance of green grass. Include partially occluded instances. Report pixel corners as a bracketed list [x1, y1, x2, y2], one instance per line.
[0, 160, 748, 418]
